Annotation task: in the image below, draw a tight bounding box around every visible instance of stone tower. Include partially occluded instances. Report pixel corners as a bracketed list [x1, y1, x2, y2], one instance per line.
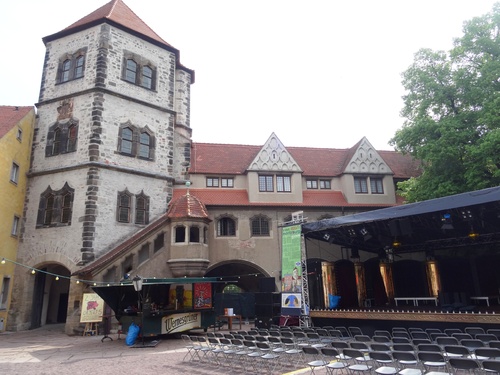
[10, 0, 193, 332]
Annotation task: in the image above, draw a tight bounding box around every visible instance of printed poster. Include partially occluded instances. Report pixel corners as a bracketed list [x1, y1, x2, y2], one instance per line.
[80, 293, 104, 323]
[281, 224, 302, 316]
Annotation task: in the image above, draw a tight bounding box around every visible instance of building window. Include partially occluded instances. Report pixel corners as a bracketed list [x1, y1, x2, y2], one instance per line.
[36, 183, 74, 227]
[117, 190, 150, 225]
[203, 227, 208, 244]
[11, 216, 20, 237]
[259, 175, 274, 192]
[175, 225, 186, 243]
[320, 180, 331, 189]
[154, 233, 165, 253]
[251, 215, 270, 236]
[217, 217, 236, 236]
[16, 127, 22, 141]
[46, 120, 79, 157]
[0, 277, 11, 309]
[306, 180, 318, 189]
[276, 176, 291, 192]
[58, 49, 86, 83]
[122, 53, 156, 90]
[221, 178, 234, 187]
[207, 178, 219, 187]
[10, 163, 19, 184]
[207, 177, 233, 188]
[370, 177, 384, 194]
[138, 243, 150, 264]
[118, 123, 155, 160]
[354, 177, 369, 194]
[190, 226, 200, 243]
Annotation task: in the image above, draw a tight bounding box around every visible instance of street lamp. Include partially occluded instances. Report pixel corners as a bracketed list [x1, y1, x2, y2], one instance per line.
[132, 275, 144, 346]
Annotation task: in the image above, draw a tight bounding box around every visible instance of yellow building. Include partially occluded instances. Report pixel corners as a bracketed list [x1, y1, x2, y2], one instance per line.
[0, 106, 36, 331]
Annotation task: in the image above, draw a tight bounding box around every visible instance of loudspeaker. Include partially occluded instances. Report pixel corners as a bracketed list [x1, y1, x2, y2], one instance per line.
[259, 277, 276, 293]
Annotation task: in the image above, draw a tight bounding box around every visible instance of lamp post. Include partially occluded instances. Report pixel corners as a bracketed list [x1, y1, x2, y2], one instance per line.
[132, 275, 144, 346]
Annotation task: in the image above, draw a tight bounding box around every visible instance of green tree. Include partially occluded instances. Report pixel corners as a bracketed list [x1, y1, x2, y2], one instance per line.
[390, 4, 500, 202]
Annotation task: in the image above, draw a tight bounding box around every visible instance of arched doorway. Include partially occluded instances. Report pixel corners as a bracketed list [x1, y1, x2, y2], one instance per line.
[30, 263, 71, 329]
[205, 261, 272, 293]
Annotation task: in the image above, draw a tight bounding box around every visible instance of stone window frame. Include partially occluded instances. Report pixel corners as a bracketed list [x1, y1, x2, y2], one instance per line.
[117, 121, 155, 160]
[122, 52, 157, 90]
[57, 48, 87, 84]
[117, 189, 150, 225]
[45, 119, 79, 157]
[250, 214, 271, 237]
[36, 182, 75, 228]
[216, 214, 237, 237]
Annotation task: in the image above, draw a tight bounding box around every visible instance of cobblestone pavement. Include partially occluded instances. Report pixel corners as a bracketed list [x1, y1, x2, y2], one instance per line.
[0, 324, 316, 375]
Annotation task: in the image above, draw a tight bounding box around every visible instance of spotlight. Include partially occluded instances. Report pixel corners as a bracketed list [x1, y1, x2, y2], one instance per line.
[392, 239, 401, 248]
[347, 228, 357, 237]
[461, 209, 473, 220]
[1, 258, 5, 264]
[441, 213, 454, 230]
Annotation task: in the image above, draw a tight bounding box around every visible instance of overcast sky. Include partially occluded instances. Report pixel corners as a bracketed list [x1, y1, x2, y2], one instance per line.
[1, 0, 497, 150]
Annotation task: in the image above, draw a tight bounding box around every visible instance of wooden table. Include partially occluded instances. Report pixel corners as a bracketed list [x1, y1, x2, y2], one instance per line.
[218, 315, 242, 330]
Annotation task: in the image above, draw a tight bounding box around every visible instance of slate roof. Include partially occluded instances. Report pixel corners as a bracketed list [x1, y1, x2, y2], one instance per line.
[190, 141, 420, 179]
[0, 106, 34, 138]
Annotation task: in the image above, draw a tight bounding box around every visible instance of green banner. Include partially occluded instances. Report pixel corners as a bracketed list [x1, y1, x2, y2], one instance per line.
[281, 225, 302, 316]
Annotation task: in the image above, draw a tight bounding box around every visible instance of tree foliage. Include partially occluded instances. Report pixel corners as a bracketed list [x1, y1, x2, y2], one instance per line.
[390, 3, 500, 202]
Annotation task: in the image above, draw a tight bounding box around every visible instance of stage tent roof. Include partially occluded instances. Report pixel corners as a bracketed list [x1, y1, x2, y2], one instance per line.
[301, 186, 500, 254]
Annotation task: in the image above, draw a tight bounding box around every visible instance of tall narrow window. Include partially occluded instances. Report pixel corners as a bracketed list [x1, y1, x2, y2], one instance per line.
[67, 125, 77, 152]
[53, 128, 62, 155]
[61, 59, 71, 82]
[61, 193, 72, 223]
[142, 66, 153, 89]
[370, 178, 384, 194]
[135, 193, 149, 225]
[10, 163, 19, 184]
[74, 55, 84, 78]
[44, 194, 55, 225]
[11, 216, 20, 236]
[125, 59, 137, 83]
[190, 226, 200, 243]
[138, 132, 151, 158]
[118, 193, 132, 223]
[120, 127, 133, 154]
[0, 277, 11, 309]
[175, 226, 186, 243]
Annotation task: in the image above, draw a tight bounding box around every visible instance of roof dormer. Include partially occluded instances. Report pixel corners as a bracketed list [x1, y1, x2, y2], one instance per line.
[344, 137, 393, 175]
[247, 133, 302, 172]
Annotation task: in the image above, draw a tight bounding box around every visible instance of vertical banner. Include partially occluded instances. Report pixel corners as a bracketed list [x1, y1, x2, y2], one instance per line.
[281, 224, 302, 316]
[194, 282, 212, 309]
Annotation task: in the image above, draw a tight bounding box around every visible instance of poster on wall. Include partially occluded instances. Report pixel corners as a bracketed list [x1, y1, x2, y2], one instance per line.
[80, 293, 105, 323]
[281, 224, 302, 316]
[194, 282, 212, 309]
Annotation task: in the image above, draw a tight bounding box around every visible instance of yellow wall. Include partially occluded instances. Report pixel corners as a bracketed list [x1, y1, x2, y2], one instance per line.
[0, 108, 36, 331]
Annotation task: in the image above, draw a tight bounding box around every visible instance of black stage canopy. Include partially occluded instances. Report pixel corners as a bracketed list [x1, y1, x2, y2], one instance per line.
[302, 186, 500, 254]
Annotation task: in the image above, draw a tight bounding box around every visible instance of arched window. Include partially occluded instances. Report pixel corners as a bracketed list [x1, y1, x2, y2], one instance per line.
[74, 55, 84, 78]
[52, 128, 62, 155]
[135, 193, 149, 225]
[37, 183, 75, 227]
[125, 59, 137, 83]
[251, 215, 270, 236]
[175, 225, 186, 243]
[46, 120, 79, 156]
[61, 60, 71, 82]
[67, 125, 77, 152]
[120, 127, 133, 154]
[142, 66, 153, 89]
[138, 132, 151, 158]
[217, 217, 236, 236]
[118, 192, 132, 223]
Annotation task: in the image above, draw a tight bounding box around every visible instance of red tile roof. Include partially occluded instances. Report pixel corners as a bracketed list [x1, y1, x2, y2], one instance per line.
[167, 191, 210, 219]
[0, 106, 34, 138]
[190, 142, 420, 179]
[42, 0, 194, 82]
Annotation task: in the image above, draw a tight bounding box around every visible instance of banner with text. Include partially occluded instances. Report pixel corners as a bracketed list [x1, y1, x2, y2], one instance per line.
[281, 224, 302, 316]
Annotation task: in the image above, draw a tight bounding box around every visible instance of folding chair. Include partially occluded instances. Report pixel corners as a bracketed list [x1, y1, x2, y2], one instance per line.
[461, 339, 486, 351]
[392, 343, 415, 353]
[436, 336, 460, 349]
[488, 329, 500, 340]
[349, 327, 364, 337]
[369, 351, 400, 375]
[302, 346, 328, 374]
[373, 335, 392, 344]
[490, 341, 500, 349]
[473, 347, 500, 360]
[476, 334, 498, 346]
[336, 326, 352, 339]
[374, 330, 392, 339]
[447, 357, 482, 374]
[354, 335, 372, 343]
[392, 350, 421, 375]
[411, 331, 430, 341]
[342, 348, 372, 374]
[256, 341, 281, 373]
[442, 345, 472, 358]
[181, 334, 196, 362]
[417, 351, 449, 374]
[321, 347, 349, 375]
[371, 343, 392, 353]
[444, 328, 462, 336]
[482, 359, 500, 373]
[207, 336, 225, 367]
[465, 327, 486, 338]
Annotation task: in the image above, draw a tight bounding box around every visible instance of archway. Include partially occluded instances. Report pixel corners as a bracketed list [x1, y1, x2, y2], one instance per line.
[30, 263, 71, 329]
[205, 260, 272, 293]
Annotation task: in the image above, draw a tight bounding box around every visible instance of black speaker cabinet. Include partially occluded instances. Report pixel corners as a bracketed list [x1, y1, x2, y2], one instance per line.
[259, 277, 276, 293]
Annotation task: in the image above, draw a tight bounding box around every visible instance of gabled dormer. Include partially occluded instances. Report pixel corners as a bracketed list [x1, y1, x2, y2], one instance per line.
[341, 137, 396, 205]
[247, 133, 304, 203]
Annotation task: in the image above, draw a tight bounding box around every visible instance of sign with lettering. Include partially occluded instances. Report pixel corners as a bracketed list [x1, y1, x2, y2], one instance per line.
[161, 312, 201, 334]
[80, 293, 104, 323]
